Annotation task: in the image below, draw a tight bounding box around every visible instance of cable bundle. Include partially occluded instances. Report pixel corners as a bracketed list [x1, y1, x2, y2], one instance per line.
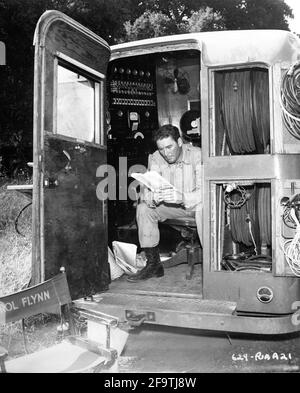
[228, 184, 271, 251]
[281, 208, 300, 277]
[257, 184, 271, 246]
[282, 194, 300, 229]
[229, 187, 256, 247]
[224, 186, 248, 208]
[252, 71, 270, 153]
[280, 62, 300, 139]
[222, 71, 255, 153]
[221, 69, 270, 154]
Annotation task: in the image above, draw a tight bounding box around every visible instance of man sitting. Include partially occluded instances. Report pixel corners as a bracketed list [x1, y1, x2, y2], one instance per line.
[127, 124, 203, 282]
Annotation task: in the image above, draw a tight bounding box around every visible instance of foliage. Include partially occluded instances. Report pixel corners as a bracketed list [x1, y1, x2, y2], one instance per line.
[202, 0, 293, 30]
[122, 0, 292, 41]
[184, 7, 225, 32]
[135, 0, 293, 28]
[124, 11, 180, 41]
[135, 0, 211, 23]
[0, 0, 141, 177]
[123, 6, 225, 41]
[0, 0, 295, 175]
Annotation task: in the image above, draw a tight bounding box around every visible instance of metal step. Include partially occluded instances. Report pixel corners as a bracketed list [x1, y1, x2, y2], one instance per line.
[73, 291, 300, 335]
[74, 292, 237, 331]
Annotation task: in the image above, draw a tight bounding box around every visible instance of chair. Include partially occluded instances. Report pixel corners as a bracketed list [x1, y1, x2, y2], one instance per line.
[161, 217, 202, 279]
[0, 269, 120, 373]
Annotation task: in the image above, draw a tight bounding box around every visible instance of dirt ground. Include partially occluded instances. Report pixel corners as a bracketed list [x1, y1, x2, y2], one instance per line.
[120, 324, 300, 373]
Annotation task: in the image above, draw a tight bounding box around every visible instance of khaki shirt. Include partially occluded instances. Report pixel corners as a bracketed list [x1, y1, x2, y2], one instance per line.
[144, 143, 202, 210]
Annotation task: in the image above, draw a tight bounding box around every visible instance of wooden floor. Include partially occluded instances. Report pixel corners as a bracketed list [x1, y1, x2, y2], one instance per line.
[109, 263, 202, 296]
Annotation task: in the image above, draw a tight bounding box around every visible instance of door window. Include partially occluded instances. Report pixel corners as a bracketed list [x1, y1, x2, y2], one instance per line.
[56, 64, 101, 143]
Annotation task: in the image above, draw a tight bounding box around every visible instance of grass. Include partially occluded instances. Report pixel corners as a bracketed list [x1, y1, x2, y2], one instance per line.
[0, 177, 36, 357]
[0, 178, 124, 370]
[0, 182, 86, 361]
[0, 178, 32, 297]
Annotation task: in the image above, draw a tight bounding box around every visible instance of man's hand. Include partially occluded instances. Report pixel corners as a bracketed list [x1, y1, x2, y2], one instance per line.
[158, 186, 183, 204]
[153, 191, 164, 205]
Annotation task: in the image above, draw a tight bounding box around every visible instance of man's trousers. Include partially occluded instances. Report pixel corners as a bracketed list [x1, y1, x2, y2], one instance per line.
[137, 202, 202, 248]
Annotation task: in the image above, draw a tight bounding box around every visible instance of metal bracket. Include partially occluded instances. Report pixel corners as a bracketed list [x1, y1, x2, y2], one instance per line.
[67, 336, 118, 362]
[125, 310, 155, 327]
[77, 308, 118, 328]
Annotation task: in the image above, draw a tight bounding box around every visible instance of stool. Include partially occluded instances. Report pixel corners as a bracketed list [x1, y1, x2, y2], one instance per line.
[161, 217, 202, 279]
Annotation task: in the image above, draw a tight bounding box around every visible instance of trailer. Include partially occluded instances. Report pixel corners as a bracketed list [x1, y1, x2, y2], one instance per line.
[24, 10, 300, 335]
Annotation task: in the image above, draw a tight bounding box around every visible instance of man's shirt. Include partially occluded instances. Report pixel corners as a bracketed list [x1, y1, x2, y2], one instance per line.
[146, 143, 202, 210]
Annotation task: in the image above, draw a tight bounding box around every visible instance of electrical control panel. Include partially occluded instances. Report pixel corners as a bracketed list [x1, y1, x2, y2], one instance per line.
[107, 58, 158, 144]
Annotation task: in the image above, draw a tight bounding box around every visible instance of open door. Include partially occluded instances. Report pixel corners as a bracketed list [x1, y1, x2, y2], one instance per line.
[32, 11, 110, 298]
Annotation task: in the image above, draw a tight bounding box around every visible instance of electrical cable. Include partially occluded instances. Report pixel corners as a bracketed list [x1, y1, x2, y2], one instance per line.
[225, 183, 271, 256]
[257, 184, 271, 246]
[281, 207, 300, 277]
[251, 70, 270, 152]
[222, 71, 255, 153]
[282, 194, 300, 229]
[227, 186, 255, 247]
[15, 202, 32, 237]
[247, 216, 258, 255]
[280, 62, 300, 139]
[221, 69, 269, 154]
[224, 186, 248, 208]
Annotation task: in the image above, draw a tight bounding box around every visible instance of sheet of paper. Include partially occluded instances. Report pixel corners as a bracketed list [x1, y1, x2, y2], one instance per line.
[131, 171, 175, 192]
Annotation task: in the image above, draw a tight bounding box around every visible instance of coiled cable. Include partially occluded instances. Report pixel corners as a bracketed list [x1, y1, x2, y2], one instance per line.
[221, 69, 270, 154]
[281, 207, 300, 277]
[280, 62, 300, 139]
[227, 184, 271, 250]
[282, 194, 300, 229]
[227, 187, 256, 247]
[224, 186, 248, 208]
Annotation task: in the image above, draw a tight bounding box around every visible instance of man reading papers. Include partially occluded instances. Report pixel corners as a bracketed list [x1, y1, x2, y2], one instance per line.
[127, 124, 203, 282]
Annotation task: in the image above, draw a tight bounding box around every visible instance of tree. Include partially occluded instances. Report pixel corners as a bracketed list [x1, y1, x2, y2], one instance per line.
[0, 0, 295, 177]
[134, 0, 293, 30]
[122, 0, 293, 42]
[122, 7, 224, 41]
[135, 0, 210, 24]
[202, 0, 293, 30]
[0, 0, 140, 176]
[123, 11, 180, 41]
[0, 0, 65, 176]
[184, 7, 224, 32]
[62, 0, 144, 44]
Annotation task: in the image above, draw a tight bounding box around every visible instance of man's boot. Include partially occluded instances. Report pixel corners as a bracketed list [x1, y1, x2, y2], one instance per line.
[126, 246, 164, 282]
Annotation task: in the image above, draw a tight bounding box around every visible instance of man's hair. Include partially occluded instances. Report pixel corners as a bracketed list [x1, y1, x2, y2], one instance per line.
[153, 124, 180, 143]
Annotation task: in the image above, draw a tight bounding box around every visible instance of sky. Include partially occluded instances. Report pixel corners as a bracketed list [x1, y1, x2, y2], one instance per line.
[285, 0, 300, 34]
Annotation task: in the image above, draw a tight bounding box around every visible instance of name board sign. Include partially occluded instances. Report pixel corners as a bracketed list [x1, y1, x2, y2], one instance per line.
[0, 273, 71, 324]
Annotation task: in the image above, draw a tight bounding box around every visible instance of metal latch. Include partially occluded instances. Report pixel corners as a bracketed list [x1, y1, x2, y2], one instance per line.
[125, 310, 155, 327]
[44, 177, 59, 188]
